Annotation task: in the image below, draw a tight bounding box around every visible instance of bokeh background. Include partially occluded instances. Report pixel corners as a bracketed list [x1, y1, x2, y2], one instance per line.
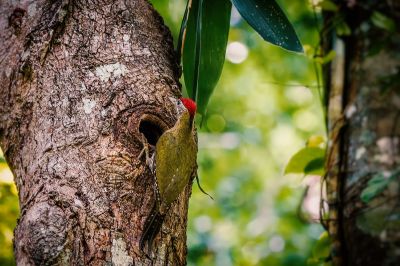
[0, 0, 326, 265]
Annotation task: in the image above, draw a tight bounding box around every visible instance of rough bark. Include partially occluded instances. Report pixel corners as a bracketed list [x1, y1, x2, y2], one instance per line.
[0, 0, 190, 265]
[324, 1, 400, 265]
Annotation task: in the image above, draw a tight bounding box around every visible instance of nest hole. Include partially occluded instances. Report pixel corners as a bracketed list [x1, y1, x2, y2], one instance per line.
[139, 115, 167, 146]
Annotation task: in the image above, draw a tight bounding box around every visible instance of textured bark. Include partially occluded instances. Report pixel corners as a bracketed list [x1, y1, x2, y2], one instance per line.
[0, 0, 191, 265]
[324, 1, 400, 265]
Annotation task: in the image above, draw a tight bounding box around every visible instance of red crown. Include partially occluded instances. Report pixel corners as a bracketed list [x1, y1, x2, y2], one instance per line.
[180, 98, 197, 118]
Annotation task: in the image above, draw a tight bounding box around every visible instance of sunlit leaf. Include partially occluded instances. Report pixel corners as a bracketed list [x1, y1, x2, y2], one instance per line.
[307, 135, 325, 148]
[285, 147, 325, 175]
[318, 0, 338, 12]
[314, 50, 336, 65]
[183, 0, 232, 115]
[231, 0, 303, 52]
[371, 11, 396, 32]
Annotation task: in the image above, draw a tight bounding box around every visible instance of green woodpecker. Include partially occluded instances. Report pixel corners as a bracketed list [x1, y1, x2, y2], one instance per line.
[140, 97, 197, 254]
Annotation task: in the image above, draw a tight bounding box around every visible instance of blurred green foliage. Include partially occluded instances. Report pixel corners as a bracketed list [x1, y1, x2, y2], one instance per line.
[0, 0, 327, 265]
[0, 151, 18, 266]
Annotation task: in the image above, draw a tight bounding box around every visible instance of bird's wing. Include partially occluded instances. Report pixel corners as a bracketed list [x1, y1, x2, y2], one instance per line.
[156, 132, 196, 206]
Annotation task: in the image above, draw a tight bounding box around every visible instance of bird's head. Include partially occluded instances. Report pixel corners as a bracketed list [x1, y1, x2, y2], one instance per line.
[180, 98, 197, 121]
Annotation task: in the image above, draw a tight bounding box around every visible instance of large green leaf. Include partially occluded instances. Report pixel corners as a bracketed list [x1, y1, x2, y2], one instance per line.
[231, 0, 303, 53]
[182, 0, 232, 115]
[285, 147, 325, 176]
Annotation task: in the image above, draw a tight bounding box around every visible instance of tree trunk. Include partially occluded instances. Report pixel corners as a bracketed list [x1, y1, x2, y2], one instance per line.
[0, 0, 190, 265]
[324, 1, 400, 265]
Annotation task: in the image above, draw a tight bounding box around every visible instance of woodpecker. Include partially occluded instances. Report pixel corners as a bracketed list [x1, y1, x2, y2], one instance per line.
[140, 97, 197, 254]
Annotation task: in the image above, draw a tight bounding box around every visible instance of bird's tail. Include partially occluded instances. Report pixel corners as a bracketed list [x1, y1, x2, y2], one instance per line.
[139, 201, 165, 256]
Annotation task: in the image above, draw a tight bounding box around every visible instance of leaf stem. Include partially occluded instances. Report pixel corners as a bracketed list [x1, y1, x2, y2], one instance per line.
[177, 0, 192, 63]
[192, 0, 203, 102]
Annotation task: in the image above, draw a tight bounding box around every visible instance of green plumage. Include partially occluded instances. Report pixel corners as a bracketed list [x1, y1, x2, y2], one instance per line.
[140, 108, 197, 254]
[156, 109, 197, 209]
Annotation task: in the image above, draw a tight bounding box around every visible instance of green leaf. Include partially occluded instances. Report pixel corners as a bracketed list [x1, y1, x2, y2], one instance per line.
[304, 158, 325, 176]
[312, 231, 332, 261]
[335, 20, 351, 36]
[360, 173, 390, 203]
[315, 234, 330, 258]
[231, 0, 303, 53]
[307, 231, 333, 266]
[306, 135, 326, 148]
[314, 50, 336, 65]
[285, 147, 325, 175]
[183, 0, 232, 115]
[0, 157, 5, 164]
[318, 0, 338, 12]
[192, 0, 203, 106]
[371, 11, 396, 32]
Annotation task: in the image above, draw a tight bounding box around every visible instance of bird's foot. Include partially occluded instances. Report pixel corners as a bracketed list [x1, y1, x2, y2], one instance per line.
[138, 133, 155, 173]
